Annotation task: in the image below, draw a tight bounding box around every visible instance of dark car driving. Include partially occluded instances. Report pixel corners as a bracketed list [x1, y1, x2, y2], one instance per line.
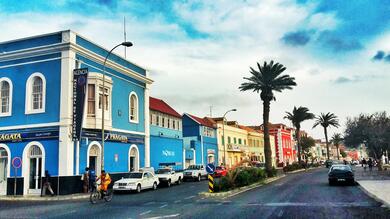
[328, 164, 355, 186]
[325, 160, 333, 168]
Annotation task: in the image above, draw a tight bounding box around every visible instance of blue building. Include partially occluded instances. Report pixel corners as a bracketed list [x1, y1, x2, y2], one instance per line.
[0, 30, 153, 195]
[149, 97, 183, 171]
[182, 114, 218, 168]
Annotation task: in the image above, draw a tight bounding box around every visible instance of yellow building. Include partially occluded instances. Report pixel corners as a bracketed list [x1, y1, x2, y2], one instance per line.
[239, 125, 264, 162]
[213, 118, 249, 168]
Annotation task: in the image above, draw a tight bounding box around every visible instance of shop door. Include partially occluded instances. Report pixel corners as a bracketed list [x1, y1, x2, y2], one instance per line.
[129, 157, 135, 172]
[89, 156, 97, 172]
[29, 157, 42, 193]
[28, 145, 43, 194]
[0, 148, 8, 195]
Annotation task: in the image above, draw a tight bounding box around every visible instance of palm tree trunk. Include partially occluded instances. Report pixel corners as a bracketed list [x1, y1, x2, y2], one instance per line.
[296, 128, 301, 163]
[324, 127, 330, 160]
[263, 100, 273, 176]
[336, 145, 340, 160]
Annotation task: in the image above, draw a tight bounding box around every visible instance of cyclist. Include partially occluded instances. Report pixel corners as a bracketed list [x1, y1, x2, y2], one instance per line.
[96, 170, 112, 196]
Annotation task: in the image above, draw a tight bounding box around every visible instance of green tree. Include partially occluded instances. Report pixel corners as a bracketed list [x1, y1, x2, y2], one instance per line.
[300, 136, 316, 163]
[331, 133, 343, 160]
[344, 112, 390, 170]
[340, 149, 347, 158]
[284, 106, 315, 163]
[239, 61, 296, 175]
[313, 113, 340, 160]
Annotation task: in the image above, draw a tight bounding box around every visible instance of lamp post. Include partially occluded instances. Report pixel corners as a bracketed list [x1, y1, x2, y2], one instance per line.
[101, 42, 133, 171]
[222, 109, 237, 167]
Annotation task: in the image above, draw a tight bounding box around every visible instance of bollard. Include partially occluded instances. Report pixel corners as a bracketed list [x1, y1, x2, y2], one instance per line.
[208, 174, 214, 193]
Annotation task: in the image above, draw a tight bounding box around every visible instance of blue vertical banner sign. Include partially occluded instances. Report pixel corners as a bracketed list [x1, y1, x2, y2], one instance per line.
[72, 68, 89, 141]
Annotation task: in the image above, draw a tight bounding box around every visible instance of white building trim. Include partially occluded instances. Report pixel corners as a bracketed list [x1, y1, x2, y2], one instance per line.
[129, 91, 139, 124]
[0, 122, 60, 131]
[110, 128, 145, 136]
[128, 144, 140, 171]
[22, 141, 46, 195]
[0, 77, 13, 117]
[25, 72, 46, 115]
[144, 82, 150, 167]
[87, 141, 102, 174]
[0, 143, 11, 177]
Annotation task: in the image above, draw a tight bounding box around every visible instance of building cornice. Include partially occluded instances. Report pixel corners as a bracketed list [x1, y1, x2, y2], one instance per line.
[0, 42, 153, 85]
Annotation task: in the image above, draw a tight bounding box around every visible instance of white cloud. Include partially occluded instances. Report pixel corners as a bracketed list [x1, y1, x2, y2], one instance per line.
[0, 1, 388, 140]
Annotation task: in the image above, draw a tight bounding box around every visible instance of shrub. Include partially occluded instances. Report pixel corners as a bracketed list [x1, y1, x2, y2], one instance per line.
[283, 162, 305, 172]
[213, 167, 267, 192]
[235, 169, 251, 187]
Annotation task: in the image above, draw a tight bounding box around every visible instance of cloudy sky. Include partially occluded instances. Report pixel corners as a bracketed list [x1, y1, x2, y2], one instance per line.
[1, 0, 389, 139]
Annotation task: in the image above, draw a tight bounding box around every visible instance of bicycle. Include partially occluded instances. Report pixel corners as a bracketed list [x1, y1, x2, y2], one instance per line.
[90, 182, 113, 204]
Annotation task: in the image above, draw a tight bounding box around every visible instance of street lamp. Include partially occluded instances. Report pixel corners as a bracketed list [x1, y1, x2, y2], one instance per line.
[101, 42, 133, 171]
[222, 109, 237, 167]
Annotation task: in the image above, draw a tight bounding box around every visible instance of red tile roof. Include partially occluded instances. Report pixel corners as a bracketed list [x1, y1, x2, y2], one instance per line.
[186, 114, 216, 128]
[149, 97, 181, 118]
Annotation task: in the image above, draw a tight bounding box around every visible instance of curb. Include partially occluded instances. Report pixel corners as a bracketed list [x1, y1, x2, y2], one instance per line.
[356, 181, 390, 209]
[199, 174, 286, 199]
[0, 194, 89, 201]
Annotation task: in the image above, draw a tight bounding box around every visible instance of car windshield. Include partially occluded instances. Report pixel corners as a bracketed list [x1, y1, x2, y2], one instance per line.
[331, 165, 351, 171]
[188, 165, 200, 170]
[128, 172, 143, 178]
[157, 169, 170, 174]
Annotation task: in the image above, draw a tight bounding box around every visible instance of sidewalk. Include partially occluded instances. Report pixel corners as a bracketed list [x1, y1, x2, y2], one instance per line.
[0, 193, 89, 201]
[354, 165, 390, 208]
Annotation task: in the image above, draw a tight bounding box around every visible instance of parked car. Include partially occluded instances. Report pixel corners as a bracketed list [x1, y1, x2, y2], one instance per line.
[328, 164, 355, 186]
[155, 167, 183, 187]
[183, 164, 208, 181]
[325, 160, 333, 168]
[113, 168, 159, 193]
[214, 166, 227, 177]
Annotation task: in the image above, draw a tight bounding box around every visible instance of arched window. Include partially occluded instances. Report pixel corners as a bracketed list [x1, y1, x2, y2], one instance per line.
[26, 73, 46, 114]
[129, 92, 138, 123]
[0, 78, 12, 116]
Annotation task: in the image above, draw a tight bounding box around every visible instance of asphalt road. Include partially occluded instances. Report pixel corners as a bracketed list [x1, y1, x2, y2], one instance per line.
[0, 168, 389, 219]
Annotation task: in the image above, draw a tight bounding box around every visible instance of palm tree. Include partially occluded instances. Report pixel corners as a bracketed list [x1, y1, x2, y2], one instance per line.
[284, 106, 315, 163]
[239, 61, 296, 175]
[331, 133, 343, 160]
[313, 113, 340, 160]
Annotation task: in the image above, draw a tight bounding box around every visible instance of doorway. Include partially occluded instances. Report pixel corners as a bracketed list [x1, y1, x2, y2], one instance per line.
[128, 145, 139, 172]
[0, 146, 9, 195]
[28, 145, 43, 194]
[88, 143, 101, 175]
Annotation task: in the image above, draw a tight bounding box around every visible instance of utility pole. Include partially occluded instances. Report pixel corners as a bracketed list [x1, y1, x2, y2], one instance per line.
[124, 16, 127, 58]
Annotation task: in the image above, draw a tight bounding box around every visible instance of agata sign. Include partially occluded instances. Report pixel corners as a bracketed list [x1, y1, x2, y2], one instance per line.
[0, 133, 22, 142]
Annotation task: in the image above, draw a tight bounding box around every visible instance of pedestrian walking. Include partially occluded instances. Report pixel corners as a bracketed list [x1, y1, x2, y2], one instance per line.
[368, 158, 373, 171]
[362, 158, 367, 171]
[81, 167, 89, 193]
[88, 167, 97, 192]
[41, 170, 55, 196]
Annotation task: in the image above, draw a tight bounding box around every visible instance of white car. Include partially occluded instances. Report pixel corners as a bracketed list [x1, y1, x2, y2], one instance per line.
[113, 169, 159, 193]
[183, 164, 208, 182]
[155, 167, 184, 187]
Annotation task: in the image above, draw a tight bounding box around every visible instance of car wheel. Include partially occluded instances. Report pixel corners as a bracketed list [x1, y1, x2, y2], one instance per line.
[177, 177, 182, 185]
[136, 184, 141, 193]
[153, 182, 158, 190]
[329, 180, 334, 186]
[167, 179, 171, 187]
[197, 174, 201, 182]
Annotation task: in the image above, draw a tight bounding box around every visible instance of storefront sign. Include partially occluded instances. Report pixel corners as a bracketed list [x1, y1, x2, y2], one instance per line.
[72, 68, 89, 141]
[82, 129, 144, 144]
[0, 130, 59, 143]
[227, 144, 242, 152]
[162, 150, 175, 157]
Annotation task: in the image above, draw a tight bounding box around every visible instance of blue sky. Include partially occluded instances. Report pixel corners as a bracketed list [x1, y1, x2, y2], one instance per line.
[0, 0, 389, 138]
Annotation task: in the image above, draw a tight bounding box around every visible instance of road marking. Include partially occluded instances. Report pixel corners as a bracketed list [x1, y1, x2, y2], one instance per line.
[184, 195, 196, 200]
[140, 210, 152, 216]
[159, 204, 168, 208]
[174, 200, 181, 203]
[144, 202, 156, 206]
[145, 214, 180, 219]
[244, 202, 374, 207]
[217, 203, 223, 206]
[190, 186, 195, 188]
[277, 210, 284, 217]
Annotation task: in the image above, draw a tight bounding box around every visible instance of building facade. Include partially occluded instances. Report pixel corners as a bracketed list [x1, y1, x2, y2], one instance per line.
[0, 30, 152, 195]
[182, 114, 218, 168]
[239, 125, 264, 163]
[149, 97, 183, 171]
